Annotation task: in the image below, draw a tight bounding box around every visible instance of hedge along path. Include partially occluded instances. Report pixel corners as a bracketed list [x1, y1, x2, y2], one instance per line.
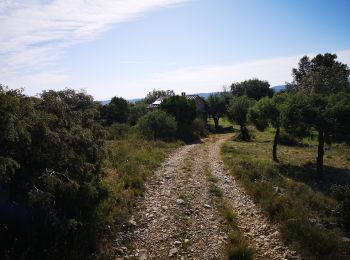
[115, 134, 300, 259]
[208, 134, 301, 260]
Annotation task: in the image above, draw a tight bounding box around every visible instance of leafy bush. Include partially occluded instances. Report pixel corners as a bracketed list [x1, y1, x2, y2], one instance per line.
[0, 88, 107, 259]
[137, 110, 177, 141]
[278, 132, 299, 146]
[332, 184, 350, 233]
[107, 123, 131, 139]
[160, 95, 197, 142]
[192, 117, 208, 139]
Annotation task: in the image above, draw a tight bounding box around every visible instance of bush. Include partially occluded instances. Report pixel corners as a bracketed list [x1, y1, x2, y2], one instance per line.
[278, 132, 299, 146]
[226, 231, 253, 260]
[107, 123, 131, 139]
[0, 88, 107, 259]
[192, 118, 208, 139]
[160, 95, 197, 142]
[137, 110, 177, 141]
[332, 184, 350, 233]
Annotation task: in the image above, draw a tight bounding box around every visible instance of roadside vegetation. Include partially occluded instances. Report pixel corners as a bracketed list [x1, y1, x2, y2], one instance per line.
[221, 126, 350, 259]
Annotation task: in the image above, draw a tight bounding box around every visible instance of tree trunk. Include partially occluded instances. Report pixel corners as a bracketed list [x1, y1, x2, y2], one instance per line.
[272, 125, 280, 162]
[316, 130, 325, 179]
[213, 116, 219, 130]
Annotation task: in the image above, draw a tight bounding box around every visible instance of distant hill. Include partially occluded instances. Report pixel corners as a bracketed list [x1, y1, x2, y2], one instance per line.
[271, 85, 286, 93]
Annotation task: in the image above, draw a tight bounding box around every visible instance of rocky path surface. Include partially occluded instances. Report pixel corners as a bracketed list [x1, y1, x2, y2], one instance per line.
[207, 135, 300, 260]
[115, 134, 300, 259]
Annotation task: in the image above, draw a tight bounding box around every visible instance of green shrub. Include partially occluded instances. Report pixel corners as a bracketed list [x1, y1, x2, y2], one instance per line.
[137, 110, 177, 141]
[332, 184, 350, 233]
[278, 132, 299, 146]
[107, 123, 131, 139]
[226, 231, 253, 260]
[192, 117, 208, 139]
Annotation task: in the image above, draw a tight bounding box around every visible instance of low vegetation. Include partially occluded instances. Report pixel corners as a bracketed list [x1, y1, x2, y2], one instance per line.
[205, 165, 254, 259]
[100, 130, 181, 255]
[221, 126, 350, 259]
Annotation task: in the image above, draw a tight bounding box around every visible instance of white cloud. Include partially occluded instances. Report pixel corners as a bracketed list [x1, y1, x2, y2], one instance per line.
[122, 49, 350, 99]
[0, 0, 190, 90]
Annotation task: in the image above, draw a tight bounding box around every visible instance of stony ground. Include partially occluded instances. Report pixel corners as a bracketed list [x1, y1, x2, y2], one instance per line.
[114, 134, 300, 259]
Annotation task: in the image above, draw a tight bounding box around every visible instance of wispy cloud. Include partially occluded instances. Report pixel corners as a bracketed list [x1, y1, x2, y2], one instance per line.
[122, 49, 350, 99]
[0, 0, 189, 91]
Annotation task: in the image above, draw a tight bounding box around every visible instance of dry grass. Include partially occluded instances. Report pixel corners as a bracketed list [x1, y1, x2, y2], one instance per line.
[221, 125, 350, 259]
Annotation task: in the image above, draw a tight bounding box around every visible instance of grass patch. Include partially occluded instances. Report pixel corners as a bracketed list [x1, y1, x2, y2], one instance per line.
[99, 132, 181, 255]
[221, 126, 350, 259]
[226, 231, 254, 260]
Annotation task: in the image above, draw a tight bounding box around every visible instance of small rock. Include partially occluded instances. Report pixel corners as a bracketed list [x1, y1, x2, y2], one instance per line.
[139, 249, 148, 260]
[174, 240, 181, 245]
[128, 219, 137, 226]
[203, 204, 212, 209]
[162, 206, 168, 210]
[176, 199, 185, 205]
[168, 248, 178, 257]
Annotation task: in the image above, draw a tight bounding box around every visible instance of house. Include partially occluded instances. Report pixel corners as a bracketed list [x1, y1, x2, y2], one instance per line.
[147, 92, 207, 119]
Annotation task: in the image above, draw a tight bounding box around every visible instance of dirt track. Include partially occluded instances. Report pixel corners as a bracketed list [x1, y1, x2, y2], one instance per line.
[115, 134, 300, 259]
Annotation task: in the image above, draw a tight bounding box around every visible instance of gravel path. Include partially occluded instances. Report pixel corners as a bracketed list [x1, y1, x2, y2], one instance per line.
[115, 134, 301, 259]
[207, 135, 300, 260]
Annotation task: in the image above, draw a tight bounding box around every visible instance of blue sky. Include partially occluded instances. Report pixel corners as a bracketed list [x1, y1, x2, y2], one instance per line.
[1, 0, 350, 100]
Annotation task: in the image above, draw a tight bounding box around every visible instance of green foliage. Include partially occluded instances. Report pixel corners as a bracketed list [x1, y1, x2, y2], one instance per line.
[227, 96, 255, 140]
[207, 92, 231, 129]
[282, 92, 350, 176]
[191, 117, 208, 139]
[0, 87, 107, 259]
[127, 102, 147, 125]
[249, 95, 288, 160]
[226, 231, 254, 260]
[221, 135, 349, 259]
[160, 95, 197, 142]
[278, 132, 299, 146]
[230, 78, 273, 100]
[101, 96, 129, 125]
[288, 53, 350, 94]
[137, 110, 177, 141]
[331, 185, 350, 233]
[107, 123, 131, 140]
[143, 89, 175, 104]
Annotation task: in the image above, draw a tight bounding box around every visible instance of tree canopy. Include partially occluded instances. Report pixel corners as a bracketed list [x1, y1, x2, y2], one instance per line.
[227, 96, 255, 140]
[230, 78, 273, 100]
[287, 53, 350, 94]
[207, 92, 229, 129]
[101, 96, 129, 125]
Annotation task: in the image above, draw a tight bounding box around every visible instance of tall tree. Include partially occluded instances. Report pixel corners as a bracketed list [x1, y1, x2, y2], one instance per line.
[160, 95, 196, 141]
[101, 96, 129, 125]
[227, 96, 255, 140]
[230, 78, 273, 100]
[249, 95, 286, 161]
[287, 53, 350, 94]
[207, 92, 229, 129]
[282, 92, 350, 178]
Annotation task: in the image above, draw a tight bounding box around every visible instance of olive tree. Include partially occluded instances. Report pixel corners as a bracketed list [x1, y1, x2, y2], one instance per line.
[227, 96, 255, 140]
[249, 95, 286, 161]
